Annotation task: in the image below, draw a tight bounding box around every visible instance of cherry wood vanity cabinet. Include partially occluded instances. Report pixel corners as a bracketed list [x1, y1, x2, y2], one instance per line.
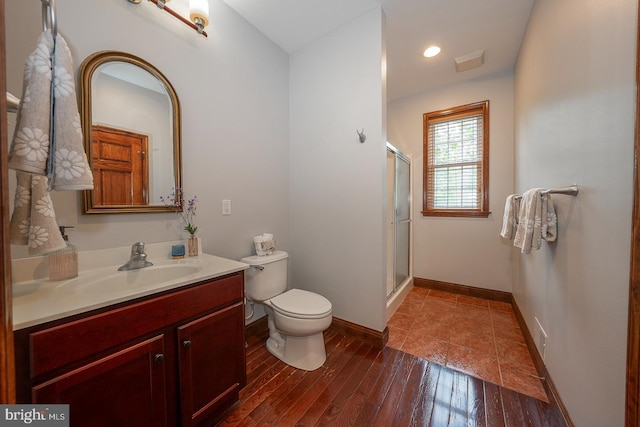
[13, 271, 247, 427]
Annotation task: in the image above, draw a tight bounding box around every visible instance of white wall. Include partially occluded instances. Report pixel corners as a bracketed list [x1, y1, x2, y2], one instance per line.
[289, 8, 387, 332]
[514, 1, 636, 425]
[387, 72, 515, 292]
[6, 0, 290, 262]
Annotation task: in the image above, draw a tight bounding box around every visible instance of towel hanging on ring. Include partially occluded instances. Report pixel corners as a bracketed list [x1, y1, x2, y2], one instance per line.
[49, 33, 93, 190]
[8, 30, 93, 191]
[9, 171, 66, 255]
[8, 31, 54, 176]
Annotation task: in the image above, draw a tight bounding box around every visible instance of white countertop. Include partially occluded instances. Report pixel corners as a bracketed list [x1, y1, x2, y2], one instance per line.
[11, 241, 249, 330]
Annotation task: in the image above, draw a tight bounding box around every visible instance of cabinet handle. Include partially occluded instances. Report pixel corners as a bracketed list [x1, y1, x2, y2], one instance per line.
[154, 353, 165, 363]
[182, 340, 192, 349]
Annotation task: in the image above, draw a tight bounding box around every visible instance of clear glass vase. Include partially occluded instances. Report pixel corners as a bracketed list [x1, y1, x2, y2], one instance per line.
[188, 236, 198, 257]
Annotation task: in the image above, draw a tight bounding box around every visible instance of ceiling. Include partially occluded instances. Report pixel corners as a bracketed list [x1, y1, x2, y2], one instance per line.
[222, 0, 535, 102]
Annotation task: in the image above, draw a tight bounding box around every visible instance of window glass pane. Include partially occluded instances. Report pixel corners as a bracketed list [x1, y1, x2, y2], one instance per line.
[432, 165, 478, 209]
[433, 168, 449, 207]
[462, 118, 479, 161]
[461, 165, 478, 208]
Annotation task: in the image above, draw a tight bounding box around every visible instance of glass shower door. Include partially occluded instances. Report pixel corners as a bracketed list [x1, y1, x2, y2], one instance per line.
[387, 143, 411, 299]
[394, 153, 411, 290]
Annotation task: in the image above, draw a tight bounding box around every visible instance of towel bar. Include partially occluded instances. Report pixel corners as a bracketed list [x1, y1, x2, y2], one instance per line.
[514, 185, 579, 200]
[6, 92, 19, 113]
[541, 185, 579, 196]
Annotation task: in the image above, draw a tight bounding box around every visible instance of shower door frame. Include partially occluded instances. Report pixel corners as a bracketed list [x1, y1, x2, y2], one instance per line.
[386, 142, 413, 302]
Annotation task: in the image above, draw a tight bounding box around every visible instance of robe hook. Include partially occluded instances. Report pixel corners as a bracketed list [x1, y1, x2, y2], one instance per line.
[357, 128, 366, 143]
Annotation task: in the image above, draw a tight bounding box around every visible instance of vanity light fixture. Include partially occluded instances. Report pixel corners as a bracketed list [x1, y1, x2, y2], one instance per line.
[127, 0, 209, 37]
[423, 46, 441, 58]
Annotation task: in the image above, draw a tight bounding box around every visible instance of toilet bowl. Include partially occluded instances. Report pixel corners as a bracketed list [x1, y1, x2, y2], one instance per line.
[241, 251, 332, 371]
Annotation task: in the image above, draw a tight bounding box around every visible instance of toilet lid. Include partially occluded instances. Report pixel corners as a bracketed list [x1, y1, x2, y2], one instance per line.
[270, 289, 332, 319]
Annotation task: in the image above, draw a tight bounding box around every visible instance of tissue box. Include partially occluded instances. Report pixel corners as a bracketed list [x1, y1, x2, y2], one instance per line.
[255, 240, 275, 256]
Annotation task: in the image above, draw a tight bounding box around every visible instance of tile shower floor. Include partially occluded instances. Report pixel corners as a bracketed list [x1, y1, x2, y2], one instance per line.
[387, 286, 548, 402]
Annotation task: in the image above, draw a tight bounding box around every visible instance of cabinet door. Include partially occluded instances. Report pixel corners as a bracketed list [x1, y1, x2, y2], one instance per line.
[178, 302, 246, 426]
[33, 335, 168, 427]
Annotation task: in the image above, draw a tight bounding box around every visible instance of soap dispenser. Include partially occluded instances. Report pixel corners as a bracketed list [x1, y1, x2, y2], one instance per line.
[48, 226, 78, 281]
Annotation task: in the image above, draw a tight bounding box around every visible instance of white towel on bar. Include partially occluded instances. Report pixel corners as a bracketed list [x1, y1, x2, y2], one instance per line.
[513, 189, 558, 253]
[500, 194, 519, 240]
[541, 195, 557, 243]
[513, 188, 543, 254]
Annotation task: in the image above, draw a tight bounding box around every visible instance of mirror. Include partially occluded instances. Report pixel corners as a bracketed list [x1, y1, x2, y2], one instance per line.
[78, 51, 182, 214]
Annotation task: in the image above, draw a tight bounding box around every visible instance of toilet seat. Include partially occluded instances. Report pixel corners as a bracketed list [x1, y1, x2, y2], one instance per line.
[270, 289, 332, 319]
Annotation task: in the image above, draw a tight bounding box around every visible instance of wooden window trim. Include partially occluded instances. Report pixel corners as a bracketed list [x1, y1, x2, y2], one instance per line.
[422, 100, 490, 218]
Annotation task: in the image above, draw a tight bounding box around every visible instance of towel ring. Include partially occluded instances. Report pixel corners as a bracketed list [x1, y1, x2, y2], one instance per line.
[6, 0, 57, 113]
[42, 0, 57, 38]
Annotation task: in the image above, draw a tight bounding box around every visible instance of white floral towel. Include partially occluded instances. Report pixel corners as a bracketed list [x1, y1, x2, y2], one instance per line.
[8, 31, 93, 190]
[8, 31, 54, 175]
[9, 172, 32, 245]
[513, 188, 543, 254]
[541, 195, 557, 242]
[500, 194, 519, 240]
[50, 34, 93, 190]
[10, 172, 66, 255]
[513, 189, 557, 254]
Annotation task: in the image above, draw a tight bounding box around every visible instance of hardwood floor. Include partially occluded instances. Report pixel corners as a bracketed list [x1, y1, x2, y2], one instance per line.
[217, 330, 567, 426]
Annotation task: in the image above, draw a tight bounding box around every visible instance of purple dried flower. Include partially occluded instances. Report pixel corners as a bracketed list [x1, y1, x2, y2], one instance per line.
[162, 188, 198, 236]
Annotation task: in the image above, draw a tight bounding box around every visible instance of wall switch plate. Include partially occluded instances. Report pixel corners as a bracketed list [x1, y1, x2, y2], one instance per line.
[222, 199, 231, 215]
[534, 317, 548, 361]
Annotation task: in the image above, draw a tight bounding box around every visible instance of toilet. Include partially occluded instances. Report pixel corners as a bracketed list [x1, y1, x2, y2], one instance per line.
[240, 251, 332, 371]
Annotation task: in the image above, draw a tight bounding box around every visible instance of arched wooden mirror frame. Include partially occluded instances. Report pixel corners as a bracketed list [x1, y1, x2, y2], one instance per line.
[78, 50, 182, 214]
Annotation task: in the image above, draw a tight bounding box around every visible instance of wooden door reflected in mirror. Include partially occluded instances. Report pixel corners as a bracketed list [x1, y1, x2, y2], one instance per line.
[91, 125, 149, 206]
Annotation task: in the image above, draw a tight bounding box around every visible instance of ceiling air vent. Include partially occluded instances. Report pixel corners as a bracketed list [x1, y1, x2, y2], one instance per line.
[454, 49, 485, 72]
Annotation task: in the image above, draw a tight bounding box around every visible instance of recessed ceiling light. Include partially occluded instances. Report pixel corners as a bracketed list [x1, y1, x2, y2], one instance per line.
[423, 46, 441, 58]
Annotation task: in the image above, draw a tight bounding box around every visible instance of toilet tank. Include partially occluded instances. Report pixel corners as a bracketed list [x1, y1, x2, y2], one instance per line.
[240, 250, 288, 302]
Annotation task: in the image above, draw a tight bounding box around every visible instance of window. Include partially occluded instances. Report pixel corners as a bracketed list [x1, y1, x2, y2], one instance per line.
[422, 100, 490, 217]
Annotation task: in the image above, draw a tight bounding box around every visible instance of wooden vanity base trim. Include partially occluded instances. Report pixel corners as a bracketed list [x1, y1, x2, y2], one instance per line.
[29, 274, 242, 377]
[245, 316, 388, 349]
[414, 277, 512, 303]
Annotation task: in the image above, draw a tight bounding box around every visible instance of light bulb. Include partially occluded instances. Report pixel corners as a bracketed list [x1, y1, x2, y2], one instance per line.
[189, 0, 209, 33]
[423, 46, 441, 58]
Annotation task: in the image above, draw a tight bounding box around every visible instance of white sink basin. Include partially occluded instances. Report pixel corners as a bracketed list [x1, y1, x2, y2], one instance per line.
[11, 260, 206, 299]
[11, 244, 250, 330]
[74, 260, 204, 294]
[12, 281, 44, 298]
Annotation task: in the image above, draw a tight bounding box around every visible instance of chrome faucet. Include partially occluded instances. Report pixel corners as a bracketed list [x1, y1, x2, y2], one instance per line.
[118, 242, 153, 271]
